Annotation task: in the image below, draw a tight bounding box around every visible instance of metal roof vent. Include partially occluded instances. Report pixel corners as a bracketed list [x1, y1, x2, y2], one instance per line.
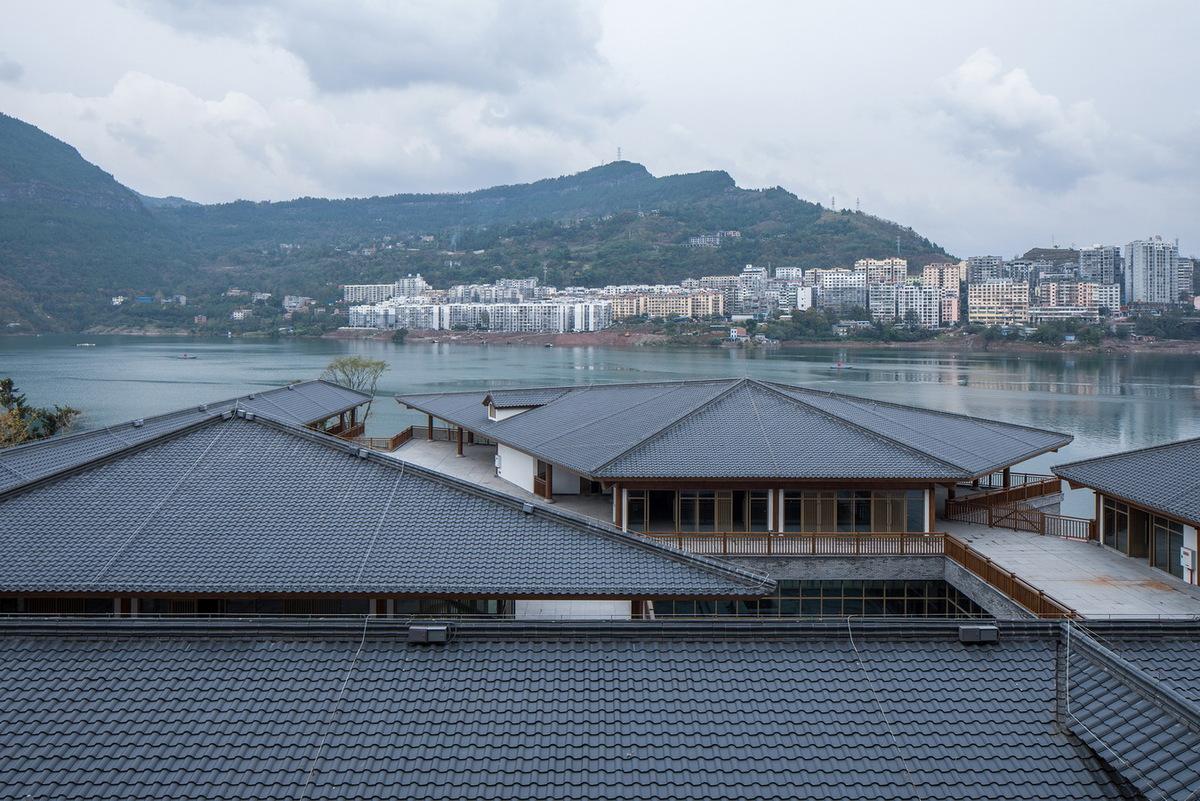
[131, 418, 144, 428]
[198, 403, 208, 412]
[357, 448, 369, 458]
[959, 624, 999, 644]
[248, 393, 257, 400]
[408, 624, 452, 644]
[221, 411, 233, 420]
[244, 412, 255, 421]
[286, 384, 294, 390]
[522, 502, 535, 515]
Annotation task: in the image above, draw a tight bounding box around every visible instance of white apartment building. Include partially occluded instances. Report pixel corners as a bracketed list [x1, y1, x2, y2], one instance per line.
[855, 258, 908, 285]
[1125, 237, 1179, 304]
[793, 285, 814, 312]
[868, 284, 942, 328]
[1178, 257, 1195, 299]
[342, 274, 430, 304]
[968, 280, 1030, 326]
[775, 267, 805, 281]
[811, 268, 866, 291]
[922, 262, 966, 291]
[349, 300, 612, 333]
[698, 275, 741, 316]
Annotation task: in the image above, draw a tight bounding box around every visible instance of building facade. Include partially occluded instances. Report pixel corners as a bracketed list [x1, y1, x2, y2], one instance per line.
[968, 280, 1030, 326]
[1125, 237, 1179, 304]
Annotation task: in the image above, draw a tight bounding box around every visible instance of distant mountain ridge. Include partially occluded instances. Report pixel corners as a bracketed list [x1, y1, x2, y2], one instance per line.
[0, 112, 954, 332]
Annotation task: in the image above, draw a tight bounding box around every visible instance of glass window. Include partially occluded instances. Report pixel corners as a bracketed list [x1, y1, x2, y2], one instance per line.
[906, 490, 926, 532]
[748, 491, 770, 531]
[1103, 497, 1129, 552]
[627, 491, 647, 531]
[1152, 516, 1185, 579]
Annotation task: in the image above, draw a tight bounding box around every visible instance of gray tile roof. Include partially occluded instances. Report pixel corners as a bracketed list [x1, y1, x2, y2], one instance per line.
[0, 619, 1136, 800]
[398, 378, 1072, 480]
[1064, 625, 1200, 800]
[0, 414, 770, 598]
[0, 380, 370, 494]
[1053, 437, 1200, 526]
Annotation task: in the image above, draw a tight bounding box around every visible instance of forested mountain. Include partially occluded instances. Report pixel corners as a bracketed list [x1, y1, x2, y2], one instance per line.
[0, 112, 954, 332]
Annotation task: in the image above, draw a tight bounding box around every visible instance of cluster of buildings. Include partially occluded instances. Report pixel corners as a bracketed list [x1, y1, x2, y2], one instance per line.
[345, 276, 614, 334]
[963, 237, 1194, 327]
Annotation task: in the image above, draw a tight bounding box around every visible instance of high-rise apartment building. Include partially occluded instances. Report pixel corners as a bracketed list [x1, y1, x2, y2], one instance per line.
[1079, 245, 1122, 286]
[1125, 237, 1179, 304]
[966, 256, 1005, 284]
[922, 262, 966, 291]
[855, 258, 908, 285]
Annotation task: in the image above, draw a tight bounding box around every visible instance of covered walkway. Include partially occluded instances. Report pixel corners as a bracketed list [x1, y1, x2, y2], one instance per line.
[944, 519, 1200, 618]
[389, 438, 613, 522]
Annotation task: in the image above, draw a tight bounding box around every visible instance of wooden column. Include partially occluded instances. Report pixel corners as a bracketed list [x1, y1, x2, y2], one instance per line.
[426, 414, 433, 440]
[456, 426, 465, 457]
[544, 464, 553, 498]
[467, 431, 475, 445]
[614, 483, 623, 528]
[1002, 467, 1011, 488]
[770, 489, 780, 532]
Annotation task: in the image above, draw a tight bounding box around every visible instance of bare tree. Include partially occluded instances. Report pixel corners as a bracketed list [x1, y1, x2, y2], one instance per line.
[321, 356, 388, 421]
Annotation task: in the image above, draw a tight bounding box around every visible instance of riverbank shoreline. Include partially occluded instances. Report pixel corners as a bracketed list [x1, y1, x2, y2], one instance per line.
[26, 324, 1197, 356]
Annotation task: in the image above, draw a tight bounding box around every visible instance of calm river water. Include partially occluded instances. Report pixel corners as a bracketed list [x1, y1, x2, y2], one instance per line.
[3, 334, 1198, 516]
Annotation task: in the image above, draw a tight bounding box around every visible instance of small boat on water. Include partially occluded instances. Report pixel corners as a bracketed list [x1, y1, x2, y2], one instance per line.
[828, 360, 854, 370]
[75, 343, 96, 347]
[176, 353, 198, 360]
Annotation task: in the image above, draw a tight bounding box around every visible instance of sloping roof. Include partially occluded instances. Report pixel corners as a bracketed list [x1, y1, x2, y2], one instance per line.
[1064, 625, 1200, 801]
[398, 378, 1072, 480]
[0, 414, 769, 599]
[0, 619, 1138, 801]
[1053, 437, 1200, 526]
[0, 380, 370, 494]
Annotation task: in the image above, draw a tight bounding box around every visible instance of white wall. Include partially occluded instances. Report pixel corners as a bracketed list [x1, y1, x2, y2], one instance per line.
[496, 444, 535, 494]
[490, 405, 534, 421]
[513, 600, 632, 620]
[1185, 524, 1198, 585]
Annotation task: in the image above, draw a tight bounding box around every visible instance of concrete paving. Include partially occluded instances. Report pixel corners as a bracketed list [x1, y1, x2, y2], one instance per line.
[389, 438, 613, 522]
[944, 519, 1200, 618]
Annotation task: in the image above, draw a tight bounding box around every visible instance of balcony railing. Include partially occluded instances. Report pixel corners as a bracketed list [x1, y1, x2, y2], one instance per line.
[945, 498, 1097, 541]
[641, 531, 946, 557]
[330, 421, 366, 439]
[958, 472, 1061, 506]
[944, 534, 1078, 619]
[350, 425, 497, 452]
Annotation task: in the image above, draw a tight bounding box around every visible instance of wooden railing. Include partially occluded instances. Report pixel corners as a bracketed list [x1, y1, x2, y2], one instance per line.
[641, 531, 946, 557]
[331, 422, 366, 439]
[352, 425, 498, 452]
[958, 472, 1061, 506]
[351, 426, 414, 452]
[944, 534, 1078, 619]
[945, 497, 1097, 541]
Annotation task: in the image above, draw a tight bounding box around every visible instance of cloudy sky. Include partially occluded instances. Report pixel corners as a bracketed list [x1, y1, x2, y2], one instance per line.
[1, 0, 1196, 255]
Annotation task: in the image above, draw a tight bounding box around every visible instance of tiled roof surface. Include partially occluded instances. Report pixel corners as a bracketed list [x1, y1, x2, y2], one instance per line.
[0, 380, 369, 494]
[398, 378, 1071, 480]
[0, 621, 1135, 800]
[1064, 627, 1200, 801]
[0, 416, 769, 598]
[1053, 437, 1200, 525]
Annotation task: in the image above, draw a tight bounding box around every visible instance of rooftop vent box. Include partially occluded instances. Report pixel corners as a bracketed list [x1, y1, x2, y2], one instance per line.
[959, 624, 999, 644]
[408, 625, 452, 644]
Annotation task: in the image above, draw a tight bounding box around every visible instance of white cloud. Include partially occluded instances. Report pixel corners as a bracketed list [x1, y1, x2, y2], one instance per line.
[934, 48, 1108, 191]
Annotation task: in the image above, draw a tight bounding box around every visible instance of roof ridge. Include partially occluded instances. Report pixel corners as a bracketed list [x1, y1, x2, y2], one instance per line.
[589, 378, 756, 474]
[749, 381, 971, 478]
[493, 380, 731, 472]
[766, 380, 1072, 443]
[407, 377, 741, 404]
[1053, 435, 1200, 472]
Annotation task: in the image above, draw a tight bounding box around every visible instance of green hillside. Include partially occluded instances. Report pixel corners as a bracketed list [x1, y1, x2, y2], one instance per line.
[0, 113, 954, 332]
